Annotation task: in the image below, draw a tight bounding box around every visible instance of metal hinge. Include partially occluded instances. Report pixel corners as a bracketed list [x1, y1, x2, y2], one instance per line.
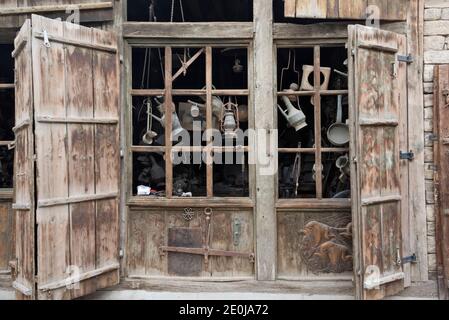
[400, 150, 415, 161]
[429, 134, 438, 142]
[397, 54, 414, 64]
[402, 254, 417, 265]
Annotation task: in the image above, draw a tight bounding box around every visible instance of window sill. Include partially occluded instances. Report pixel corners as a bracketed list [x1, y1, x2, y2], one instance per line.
[128, 196, 254, 208]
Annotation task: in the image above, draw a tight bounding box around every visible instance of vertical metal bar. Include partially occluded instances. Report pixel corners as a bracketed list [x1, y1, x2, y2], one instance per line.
[314, 45, 323, 199]
[165, 46, 173, 198]
[206, 46, 213, 198]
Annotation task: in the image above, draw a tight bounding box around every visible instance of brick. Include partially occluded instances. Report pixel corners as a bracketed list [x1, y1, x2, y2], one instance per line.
[425, 8, 442, 20]
[424, 64, 435, 82]
[427, 235, 436, 254]
[425, 50, 449, 64]
[425, 147, 434, 162]
[442, 8, 449, 20]
[425, 20, 449, 36]
[427, 204, 436, 222]
[424, 36, 446, 50]
[424, 106, 434, 119]
[424, 118, 434, 132]
[427, 220, 436, 236]
[428, 253, 437, 272]
[424, 82, 434, 94]
[424, 94, 434, 107]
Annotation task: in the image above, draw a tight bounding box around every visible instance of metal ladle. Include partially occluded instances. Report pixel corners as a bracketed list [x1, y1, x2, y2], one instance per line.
[327, 95, 349, 147]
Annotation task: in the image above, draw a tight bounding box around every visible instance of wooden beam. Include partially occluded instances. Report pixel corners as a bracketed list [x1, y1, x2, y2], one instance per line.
[407, 0, 428, 282]
[128, 197, 254, 209]
[254, 0, 276, 281]
[123, 22, 254, 39]
[206, 46, 213, 198]
[433, 65, 449, 299]
[164, 47, 173, 198]
[314, 46, 323, 199]
[0, 2, 113, 16]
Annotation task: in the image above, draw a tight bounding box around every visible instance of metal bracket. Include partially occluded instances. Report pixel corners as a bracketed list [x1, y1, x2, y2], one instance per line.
[397, 54, 413, 64]
[42, 30, 51, 48]
[232, 219, 242, 246]
[7, 141, 15, 150]
[429, 134, 438, 142]
[400, 150, 415, 161]
[402, 254, 417, 265]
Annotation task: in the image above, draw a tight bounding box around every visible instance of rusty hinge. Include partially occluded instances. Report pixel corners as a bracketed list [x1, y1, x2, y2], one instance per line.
[400, 150, 415, 161]
[397, 54, 414, 64]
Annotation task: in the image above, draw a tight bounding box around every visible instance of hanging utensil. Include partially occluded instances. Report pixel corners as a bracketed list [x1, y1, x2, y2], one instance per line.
[280, 49, 300, 92]
[278, 96, 307, 131]
[142, 98, 158, 145]
[327, 95, 350, 147]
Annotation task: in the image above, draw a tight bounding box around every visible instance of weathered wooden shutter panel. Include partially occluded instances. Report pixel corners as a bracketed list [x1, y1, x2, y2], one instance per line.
[348, 25, 410, 300]
[284, 0, 408, 21]
[12, 19, 36, 300]
[13, 14, 120, 300]
[434, 65, 449, 299]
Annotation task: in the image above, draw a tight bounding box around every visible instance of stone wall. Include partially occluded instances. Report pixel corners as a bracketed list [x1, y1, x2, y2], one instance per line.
[422, 0, 449, 277]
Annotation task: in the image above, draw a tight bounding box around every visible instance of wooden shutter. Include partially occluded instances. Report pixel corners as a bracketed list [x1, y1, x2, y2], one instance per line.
[434, 65, 449, 300]
[13, 14, 120, 300]
[12, 19, 36, 300]
[348, 25, 410, 300]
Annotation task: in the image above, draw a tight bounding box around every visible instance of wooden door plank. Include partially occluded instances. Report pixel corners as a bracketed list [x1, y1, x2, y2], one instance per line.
[407, 0, 428, 283]
[284, 0, 297, 18]
[13, 18, 35, 300]
[91, 27, 120, 290]
[296, 0, 328, 19]
[434, 65, 449, 299]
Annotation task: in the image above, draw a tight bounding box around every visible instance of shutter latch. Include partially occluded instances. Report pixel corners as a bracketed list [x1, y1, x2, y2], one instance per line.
[397, 54, 413, 64]
[402, 254, 417, 265]
[400, 150, 415, 161]
[43, 30, 51, 48]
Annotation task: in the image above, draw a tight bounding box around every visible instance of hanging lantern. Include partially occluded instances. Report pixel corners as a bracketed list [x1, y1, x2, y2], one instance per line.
[220, 98, 240, 139]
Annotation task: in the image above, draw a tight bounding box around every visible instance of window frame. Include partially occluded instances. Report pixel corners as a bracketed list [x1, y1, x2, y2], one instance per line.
[125, 39, 255, 206]
[0, 43, 15, 194]
[274, 39, 352, 209]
